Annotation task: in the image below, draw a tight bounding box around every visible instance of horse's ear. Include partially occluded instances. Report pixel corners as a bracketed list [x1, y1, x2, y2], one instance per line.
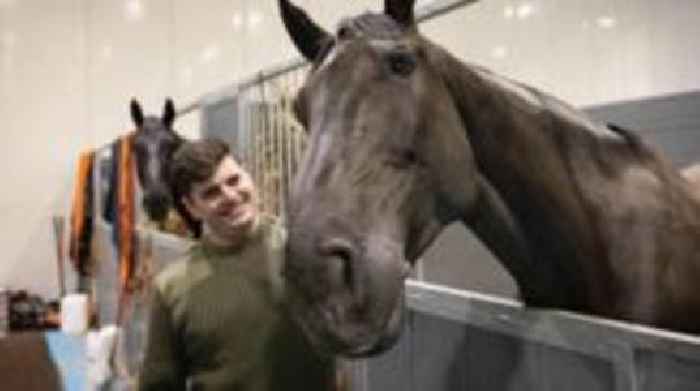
[162, 98, 176, 128]
[278, 0, 331, 61]
[130, 99, 144, 128]
[385, 0, 416, 27]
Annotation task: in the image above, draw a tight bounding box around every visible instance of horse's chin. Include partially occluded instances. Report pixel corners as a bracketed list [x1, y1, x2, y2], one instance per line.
[337, 304, 404, 358]
[290, 287, 405, 358]
[143, 203, 170, 222]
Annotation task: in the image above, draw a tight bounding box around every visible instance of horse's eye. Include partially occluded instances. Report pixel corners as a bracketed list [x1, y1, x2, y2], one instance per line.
[337, 26, 351, 40]
[387, 149, 419, 169]
[387, 53, 416, 77]
[402, 150, 418, 165]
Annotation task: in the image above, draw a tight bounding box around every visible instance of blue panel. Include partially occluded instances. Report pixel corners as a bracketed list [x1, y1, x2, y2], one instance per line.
[44, 332, 87, 391]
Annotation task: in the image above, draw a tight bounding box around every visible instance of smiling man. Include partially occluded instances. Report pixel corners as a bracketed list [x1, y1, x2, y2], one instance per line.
[138, 139, 337, 391]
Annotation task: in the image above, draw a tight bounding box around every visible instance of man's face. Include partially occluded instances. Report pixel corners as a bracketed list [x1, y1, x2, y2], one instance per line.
[185, 156, 259, 242]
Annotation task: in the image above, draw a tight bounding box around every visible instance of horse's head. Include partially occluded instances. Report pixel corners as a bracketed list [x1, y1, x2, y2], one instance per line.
[280, 0, 479, 357]
[130, 98, 183, 222]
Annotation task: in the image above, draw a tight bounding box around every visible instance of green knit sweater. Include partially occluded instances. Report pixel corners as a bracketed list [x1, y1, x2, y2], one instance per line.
[138, 215, 335, 391]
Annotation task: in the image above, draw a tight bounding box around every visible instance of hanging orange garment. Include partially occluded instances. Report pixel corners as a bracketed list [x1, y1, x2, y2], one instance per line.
[68, 150, 95, 276]
[117, 133, 136, 294]
[114, 133, 137, 325]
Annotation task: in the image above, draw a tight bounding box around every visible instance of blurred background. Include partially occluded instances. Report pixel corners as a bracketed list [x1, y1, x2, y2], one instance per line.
[1, 0, 699, 298]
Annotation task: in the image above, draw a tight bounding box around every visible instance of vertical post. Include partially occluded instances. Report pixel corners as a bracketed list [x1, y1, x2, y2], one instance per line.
[611, 343, 638, 391]
[273, 95, 282, 217]
[52, 215, 67, 298]
[283, 73, 295, 220]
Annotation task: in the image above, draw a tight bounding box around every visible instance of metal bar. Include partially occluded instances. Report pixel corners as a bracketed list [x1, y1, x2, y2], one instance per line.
[88, 0, 478, 156]
[256, 102, 264, 213]
[269, 100, 275, 216]
[271, 102, 278, 216]
[415, 0, 477, 23]
[177, 0, 479, 117]
[282, 76, 291, 220]
[274, 100, 283, 216]
[406, 280, 700, 362]
[177, 60, 307, 117]
[264, 101, 271, 214]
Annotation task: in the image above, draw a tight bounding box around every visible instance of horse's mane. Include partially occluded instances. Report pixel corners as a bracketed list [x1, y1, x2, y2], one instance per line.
[606, 123, 644, 150]
[313, 13, 408, 68]
[422, 35, 669, 175]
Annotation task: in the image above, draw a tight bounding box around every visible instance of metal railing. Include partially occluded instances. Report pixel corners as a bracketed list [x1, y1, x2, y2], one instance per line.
[349, 280, 700, 391]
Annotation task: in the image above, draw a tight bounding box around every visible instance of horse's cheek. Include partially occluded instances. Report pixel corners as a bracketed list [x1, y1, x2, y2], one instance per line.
[430, 160, 477, 220]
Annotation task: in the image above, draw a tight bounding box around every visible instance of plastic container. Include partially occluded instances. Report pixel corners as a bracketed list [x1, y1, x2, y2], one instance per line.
[61, 293, 89, 335]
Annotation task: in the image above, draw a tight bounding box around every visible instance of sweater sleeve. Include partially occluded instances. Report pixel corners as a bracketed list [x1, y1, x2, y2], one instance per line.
[138, 288, 187, 390]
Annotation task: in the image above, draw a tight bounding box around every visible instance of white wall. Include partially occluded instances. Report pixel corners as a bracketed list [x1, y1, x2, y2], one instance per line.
[421, 0, 700, 106]
[1, 0, 698, 298]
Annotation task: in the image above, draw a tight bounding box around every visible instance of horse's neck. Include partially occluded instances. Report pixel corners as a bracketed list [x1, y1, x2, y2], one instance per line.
[461, 176, 574, 306]
[435, 48, 624, 309]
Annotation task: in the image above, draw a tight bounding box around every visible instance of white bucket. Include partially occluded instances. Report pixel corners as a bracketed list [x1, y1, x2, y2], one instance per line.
[87, 325, 120, 388]
[61, 293, 89, 335]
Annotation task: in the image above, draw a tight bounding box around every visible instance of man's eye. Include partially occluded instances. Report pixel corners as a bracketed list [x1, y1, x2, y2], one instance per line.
[226, 174, 240, 187]
[203, 188, 220, 200]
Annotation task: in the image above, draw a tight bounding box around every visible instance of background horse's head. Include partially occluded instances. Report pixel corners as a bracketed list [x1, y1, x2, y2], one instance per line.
[280, 0, 481, 357]
[130, 98, 183, 222]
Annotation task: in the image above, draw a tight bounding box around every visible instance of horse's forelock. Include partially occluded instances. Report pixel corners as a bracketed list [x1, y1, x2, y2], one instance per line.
[140, 116, 166, 132]
[344, 12, 404, 40]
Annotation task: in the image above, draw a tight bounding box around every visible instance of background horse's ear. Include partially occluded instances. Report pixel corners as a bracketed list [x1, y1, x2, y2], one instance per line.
[162, 98, 176, 129]
[385, 0, 416, 27]
[278, 0, 330, 61]
[130, 99, 144, 128]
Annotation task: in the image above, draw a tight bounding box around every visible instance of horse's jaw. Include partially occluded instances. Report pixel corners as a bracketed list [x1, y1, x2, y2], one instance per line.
[285, 264, 407, 358]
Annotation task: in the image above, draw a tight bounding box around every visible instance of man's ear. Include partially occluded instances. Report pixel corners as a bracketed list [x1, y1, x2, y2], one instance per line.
[182, 196, 202, 220]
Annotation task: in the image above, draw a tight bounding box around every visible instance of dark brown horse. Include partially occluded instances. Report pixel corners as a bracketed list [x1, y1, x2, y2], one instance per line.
[105, 99, 200, 237]
[278, 0, 700, 358]
[130, 98, 182, 223]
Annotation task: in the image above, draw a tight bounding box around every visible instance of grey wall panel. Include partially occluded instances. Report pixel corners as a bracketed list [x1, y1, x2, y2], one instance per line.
[585, 90, 700, 167]
[636, 349, 700, 391]
[643, 128, 700, 167]
[364, 311, 617, 391]
[533, 342, 615, 391]
[410, 313, 476, 391]
[200, 97, 245, 159]
[420, 224, 518, 298]
[364, 313, 414, 391]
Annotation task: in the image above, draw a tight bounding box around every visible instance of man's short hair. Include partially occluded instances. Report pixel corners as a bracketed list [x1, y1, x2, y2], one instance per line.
[169, 138, 232, 200]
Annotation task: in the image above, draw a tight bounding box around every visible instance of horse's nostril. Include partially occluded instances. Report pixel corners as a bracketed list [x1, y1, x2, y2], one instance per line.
[334, 248, 354, 288]
[143, 192, 172, 220]
[327, 246, 352, 264]
[145, 192, 170, 207]
[320, 238, 357, 290]
[157, 193, 171, 204]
